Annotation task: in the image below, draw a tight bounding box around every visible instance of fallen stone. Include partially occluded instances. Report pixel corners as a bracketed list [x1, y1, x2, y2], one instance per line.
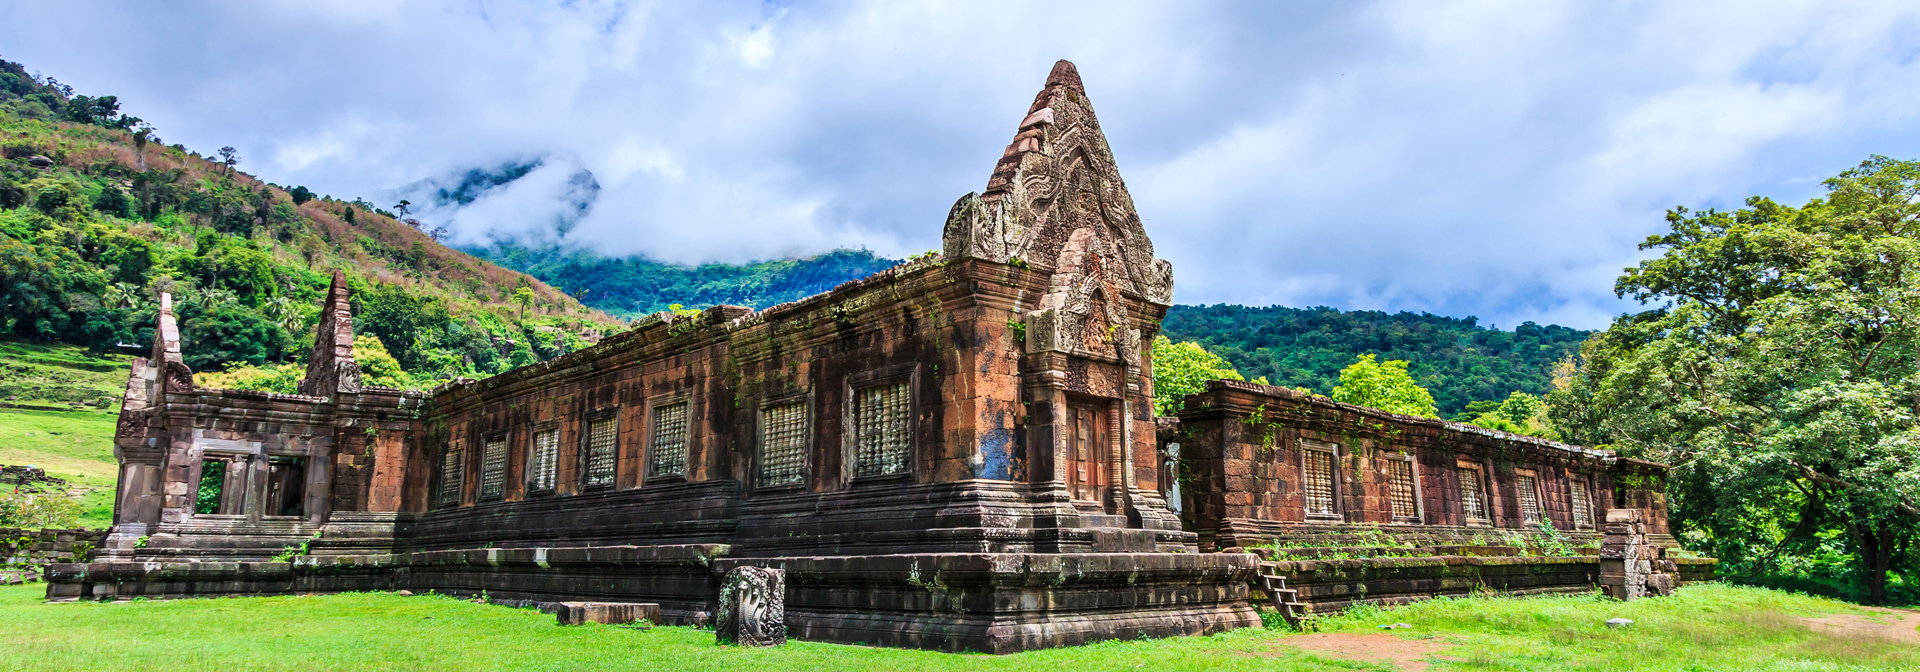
[555, 602, 659, 627]
[1606, 618, 1633, 628]
[396, 590, 414, 596]
[1376, 623, 1413, 630]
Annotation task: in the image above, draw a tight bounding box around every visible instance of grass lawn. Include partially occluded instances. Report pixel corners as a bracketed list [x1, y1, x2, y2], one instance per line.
[0, 340, 131, 528]
[1, 582, 1914, 671]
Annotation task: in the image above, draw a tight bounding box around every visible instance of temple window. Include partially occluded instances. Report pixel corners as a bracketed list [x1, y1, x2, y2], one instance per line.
[1570, 475, 1594, 529]
[1458, 462, 1488, 523]
[583, 413, 619, 488]
[1515, 470, 1543, 525]
[265, 456, 306, 517]
[853, 380, 911, 478]
[527, 426, 559, 494]
[1301, 439, 1339, 518]
[1386, 453, 1419, 521]
[438, 442, 464, 506]
[195, 458, 231, 515]
[649, 401, 690, 479]
[480, 435, 508, 500]
[759, 401, 808, 488]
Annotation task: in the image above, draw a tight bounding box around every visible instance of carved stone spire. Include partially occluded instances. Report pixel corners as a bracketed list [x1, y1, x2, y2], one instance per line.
[152, 292, 194, 393]
[299, 270, 363, 396]
[942, 59, 1174, 307]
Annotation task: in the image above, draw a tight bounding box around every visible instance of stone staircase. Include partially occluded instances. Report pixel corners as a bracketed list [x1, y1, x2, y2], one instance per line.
[1253, 560, 1306, 627]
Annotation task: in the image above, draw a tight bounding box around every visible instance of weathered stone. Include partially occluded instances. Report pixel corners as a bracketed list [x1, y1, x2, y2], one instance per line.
[715, 567, 785, 647]
[556, 601, 659, 627]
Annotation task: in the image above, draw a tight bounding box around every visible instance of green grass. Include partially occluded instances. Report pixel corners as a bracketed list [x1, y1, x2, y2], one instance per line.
[0, 340, 129, 528]
[0, 583, 1912, 671]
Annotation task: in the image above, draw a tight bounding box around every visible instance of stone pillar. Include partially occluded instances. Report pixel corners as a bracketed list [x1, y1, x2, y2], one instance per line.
[716, 566, 786, 647]
[1600, 508, 1675, 600]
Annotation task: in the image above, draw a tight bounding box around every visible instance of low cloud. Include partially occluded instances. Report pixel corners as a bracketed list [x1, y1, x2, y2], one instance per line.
[6, 0, 1919, 328]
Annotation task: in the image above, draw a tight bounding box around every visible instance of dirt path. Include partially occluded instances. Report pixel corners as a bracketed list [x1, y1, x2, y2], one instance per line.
[1800, 607, 1920, 644]
[1258, 632, 1454, 671]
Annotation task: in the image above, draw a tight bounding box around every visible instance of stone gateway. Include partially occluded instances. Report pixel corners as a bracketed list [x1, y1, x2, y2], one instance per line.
[48, 61, 1708, 653]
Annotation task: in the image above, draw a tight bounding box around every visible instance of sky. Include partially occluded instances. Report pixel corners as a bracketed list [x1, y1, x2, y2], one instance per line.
[5, 1, 1920, 329]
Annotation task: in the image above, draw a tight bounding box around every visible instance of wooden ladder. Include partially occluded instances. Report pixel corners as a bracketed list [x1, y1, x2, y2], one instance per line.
[1255, 561, 1306, 627]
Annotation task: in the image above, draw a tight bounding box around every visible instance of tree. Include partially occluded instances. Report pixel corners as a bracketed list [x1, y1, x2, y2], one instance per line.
[1463, 392, 1558, 439]
[1151, 335, 1244, 415]
[1330, 353, 1439, 418]
[181, 304, 287, 370]
[513, 285, 535, 319]
[217, 146, 239, 173]
[393, 199, 411, 219]
[289, 185, 314, 205]
[1555, 156, 1920, 603]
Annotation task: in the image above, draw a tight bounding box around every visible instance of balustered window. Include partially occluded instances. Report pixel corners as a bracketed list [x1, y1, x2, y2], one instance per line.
[853, 381, 911, 478]
[1386, 455, 1419, 520]
[1515, 472, 1543, 525]
[1570, 476, 1594, 529]
[527, 426, 558, 494]
[1459, 463, 1488, 522]
[583, 414, 618, 488]
[1302, 440, 1338, 517]
[439, 442, 464, 506]
[479, 435, 508, 500]
[759, 401, 808, 488]
[649, 402, 690, 479]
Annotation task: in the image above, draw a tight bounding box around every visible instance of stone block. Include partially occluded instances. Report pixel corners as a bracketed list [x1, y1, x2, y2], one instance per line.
[555, 602, 659, 627]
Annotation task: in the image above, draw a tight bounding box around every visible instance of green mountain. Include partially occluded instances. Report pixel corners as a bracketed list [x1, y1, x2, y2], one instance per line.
[0, 57, 616, 389]
[472, 240, 1585, 418]
[469, 243, 901, 318]
[1160, 304, 1589, 416]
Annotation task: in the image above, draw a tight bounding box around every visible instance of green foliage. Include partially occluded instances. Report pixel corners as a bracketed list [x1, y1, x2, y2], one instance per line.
[1162, 304, 1587, 416]
[1150, 335, 1243, 416]
[0, 490, 83, 529]
[476, 243, 898, 317]
[1330, 354, 1439, 418]
[179, 303, 286, 370]
[1457, 392, 1559, 439]
[1556, 156, 1920, 604]
[194, 461, 223, 515]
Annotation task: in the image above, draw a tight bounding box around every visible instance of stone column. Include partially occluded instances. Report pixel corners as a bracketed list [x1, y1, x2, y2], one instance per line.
[1600, 508, 1675, 600]
[716, 566, 786, 647]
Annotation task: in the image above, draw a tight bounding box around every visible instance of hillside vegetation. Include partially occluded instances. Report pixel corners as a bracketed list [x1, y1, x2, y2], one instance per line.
[1162, 305, 1588, 417]
[472, 243, 900, 318]
[0, 57, 617, 392]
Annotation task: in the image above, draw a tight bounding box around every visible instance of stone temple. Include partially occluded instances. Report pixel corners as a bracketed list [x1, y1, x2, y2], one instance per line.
[49, 61, 1711, 652]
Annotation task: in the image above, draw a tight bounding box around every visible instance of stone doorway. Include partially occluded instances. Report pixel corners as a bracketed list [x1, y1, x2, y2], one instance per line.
[1066, 399, 1110, 506]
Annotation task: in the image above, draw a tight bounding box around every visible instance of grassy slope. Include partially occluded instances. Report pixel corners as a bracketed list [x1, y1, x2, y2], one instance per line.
[2, 114, 618, 330]
[0, 584, 1912, 671]
[0, 341, 128, 528]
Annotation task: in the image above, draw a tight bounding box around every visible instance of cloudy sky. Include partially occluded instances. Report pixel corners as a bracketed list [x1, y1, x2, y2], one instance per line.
[6, 1, 1919, 329]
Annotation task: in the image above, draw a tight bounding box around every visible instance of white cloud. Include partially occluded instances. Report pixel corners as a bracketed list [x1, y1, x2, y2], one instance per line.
[6, 0, 1920, 328]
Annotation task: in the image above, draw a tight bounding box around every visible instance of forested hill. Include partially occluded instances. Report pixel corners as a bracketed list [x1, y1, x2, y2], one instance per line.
[1161, 305, 1589, 416]
[469, 243, 901, 318]
[0, 58, 615, 388]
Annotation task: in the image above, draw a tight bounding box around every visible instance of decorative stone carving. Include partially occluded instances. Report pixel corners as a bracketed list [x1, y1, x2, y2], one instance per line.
[943, 60, 1174, 309]
[715, 566, 786, 647]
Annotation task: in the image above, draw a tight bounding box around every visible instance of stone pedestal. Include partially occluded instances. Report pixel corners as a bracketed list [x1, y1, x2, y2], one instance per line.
[716, 566, 785, 647]
[1599, 508, 1675, 600]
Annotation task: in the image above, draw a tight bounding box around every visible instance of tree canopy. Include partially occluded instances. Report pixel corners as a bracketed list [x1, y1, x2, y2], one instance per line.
[1330, 353, 1439, 418]
[1150, 335, 1245, 416]
[1555, 156, 1920, 604]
